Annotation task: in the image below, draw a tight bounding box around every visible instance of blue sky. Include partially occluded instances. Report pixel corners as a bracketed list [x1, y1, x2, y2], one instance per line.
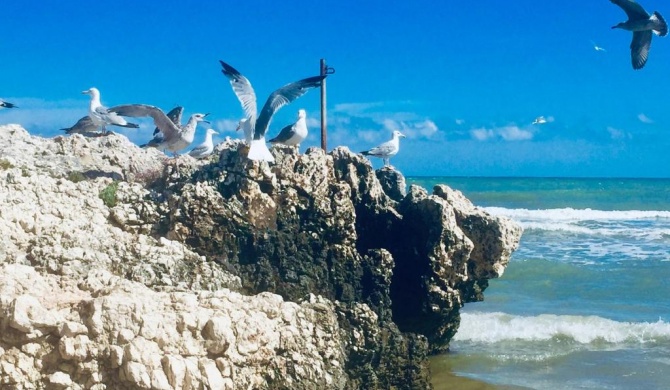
[1, 0, 669, 177]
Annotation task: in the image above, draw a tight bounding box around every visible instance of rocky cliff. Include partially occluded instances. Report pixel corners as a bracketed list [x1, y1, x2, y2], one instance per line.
[0, 125, 522, 389]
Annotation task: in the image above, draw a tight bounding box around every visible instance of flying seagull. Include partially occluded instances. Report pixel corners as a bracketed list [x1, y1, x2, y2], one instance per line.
[532, 116, 547, 125]
[361, 130, 406, 167]
[591, 40, 607, 52]
[110, 104, 209, 155]
[0, 100, 17, 109]
[81, 88, 139, 133]
[188, 128, 219, 159]
[219, 60, 325, 162]
[269, 109, 308, 147]
[610, 0, 668, 69]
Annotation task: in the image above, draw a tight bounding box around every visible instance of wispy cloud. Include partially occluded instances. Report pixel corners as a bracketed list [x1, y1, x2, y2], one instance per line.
[382, 118, 439, 138]
[455, 119, 465, 125]
[637, 113, 654, 124]
[607, 126, 631, 140]
[470, 125, 534, 142]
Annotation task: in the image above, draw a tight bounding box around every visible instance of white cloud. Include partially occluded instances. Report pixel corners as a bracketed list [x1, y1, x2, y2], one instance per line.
[471, 128, 495, 141]
[607, 126, 631, 140]
[455, 119, 465, 125]
[637, 113, 654, 124]
[381, 118, 439, 139]
[470, 125, 533, 142]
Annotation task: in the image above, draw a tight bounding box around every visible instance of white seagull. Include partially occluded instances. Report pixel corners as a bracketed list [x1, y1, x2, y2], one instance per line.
[610, 0, 667, 69]
[269, 109, 308, 146]
[219, 60, 325, 163]
[188, 128, 219, 159]
[591, 40, 607, 52]
[81, 88, 139, 133]
[361, 130, 406, 167]
[0, 100, 17, 109]
[110, 104, 209, 155]
[532, 116, 547, 125]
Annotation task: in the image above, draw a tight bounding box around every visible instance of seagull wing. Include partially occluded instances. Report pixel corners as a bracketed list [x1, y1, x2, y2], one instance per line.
[219, 61, 258, 127]
[254, 75, 325, 140]
[363, 139, 396, 157]
[611, 0, 649, 19]
[269, 122, 296, 143]
[188, 143, 209, 157]
[631, 30, 652, 69]
[152, 105, 184, 136]
[110, 104, 181, 140]
[61, 116, 98, 134]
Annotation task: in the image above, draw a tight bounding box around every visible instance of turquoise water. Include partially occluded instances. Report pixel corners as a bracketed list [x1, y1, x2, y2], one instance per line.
[409, 177, 670, 390]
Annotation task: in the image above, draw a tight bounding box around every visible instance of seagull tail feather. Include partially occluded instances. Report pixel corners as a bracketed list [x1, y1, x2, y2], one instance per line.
[360, 151, 370, 156]
[248, 138, 275, 162]
[652, 12, 668, 37]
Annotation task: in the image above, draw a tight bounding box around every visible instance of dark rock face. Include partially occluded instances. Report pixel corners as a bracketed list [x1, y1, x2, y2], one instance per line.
[147, 141, 521, 386]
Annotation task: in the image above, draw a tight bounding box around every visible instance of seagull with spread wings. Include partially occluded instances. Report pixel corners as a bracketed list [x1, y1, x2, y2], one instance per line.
[110, 104, 209, 155]
[219, 60, 325, 162]
[610, 0, 667, 69]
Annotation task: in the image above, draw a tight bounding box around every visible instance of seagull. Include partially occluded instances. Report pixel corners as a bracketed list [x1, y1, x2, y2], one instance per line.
[81, 88, 139, 133]
[269, 109, 308, 147]
[361, 130, 406, 167]
[110, 104, 209, 155]
[610, 0, 667, 69]
[532, 116, 547, 125]
[61, 116, 103, 136]
[591, 40, 607, 52]
[0, 100, 17, 109]
[219, 60, 325, 163]
[188, 128, 219, 159]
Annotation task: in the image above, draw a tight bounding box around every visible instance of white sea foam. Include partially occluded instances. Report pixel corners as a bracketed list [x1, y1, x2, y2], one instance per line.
[455, 312, 670, 345]
[485, 207, 670, 239]
[485, 207, 670, 222]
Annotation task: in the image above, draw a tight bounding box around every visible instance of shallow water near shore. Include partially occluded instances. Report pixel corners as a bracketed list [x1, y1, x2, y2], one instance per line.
[410, 177, 670, 389]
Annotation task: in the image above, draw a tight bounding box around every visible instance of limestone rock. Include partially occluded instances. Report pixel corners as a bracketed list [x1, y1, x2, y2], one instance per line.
[0, 125, 522, 388]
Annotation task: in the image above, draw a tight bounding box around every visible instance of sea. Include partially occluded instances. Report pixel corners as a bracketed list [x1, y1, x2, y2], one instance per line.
[406, 177, 670, 390]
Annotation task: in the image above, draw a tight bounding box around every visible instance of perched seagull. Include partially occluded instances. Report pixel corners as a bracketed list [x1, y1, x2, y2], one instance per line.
[219, 60, 325, 162]
[110, 104, 209, 155]
[0, 100, 17, 109]
[61, 116, 102, 136]
[188, 128, 219, 159]
[236, 117, 253, 145]
[610, 0, 667, 69]
[269, 109, 308, 147]
[361, 130, 406, 167]
[532, 116, 547, 125]
[81, 88, 139, 133]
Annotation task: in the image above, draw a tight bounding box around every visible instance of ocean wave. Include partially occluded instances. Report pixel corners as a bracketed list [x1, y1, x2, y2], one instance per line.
[485, 207, 670, 222]
[454, 312, 670, 345]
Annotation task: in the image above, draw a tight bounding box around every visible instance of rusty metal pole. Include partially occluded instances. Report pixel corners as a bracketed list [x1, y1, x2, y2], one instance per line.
[320, 59, 327, 151]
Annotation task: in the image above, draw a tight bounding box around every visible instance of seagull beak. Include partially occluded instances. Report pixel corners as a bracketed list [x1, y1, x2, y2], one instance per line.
[81, 90, 89, 95]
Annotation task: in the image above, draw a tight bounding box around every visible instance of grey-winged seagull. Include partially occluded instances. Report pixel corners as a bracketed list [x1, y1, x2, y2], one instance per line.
[82, 88, 139, 133]
[361, 130, 406, 167]
[110, 104, 209, 155]
[219, 60, 325, 162]
[610, 0, 667, 69]
[0, 100, 17, 109]
[61, 116, 103, 137]
[188, 128, 219, 159]
[269, 109, 308, 146]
